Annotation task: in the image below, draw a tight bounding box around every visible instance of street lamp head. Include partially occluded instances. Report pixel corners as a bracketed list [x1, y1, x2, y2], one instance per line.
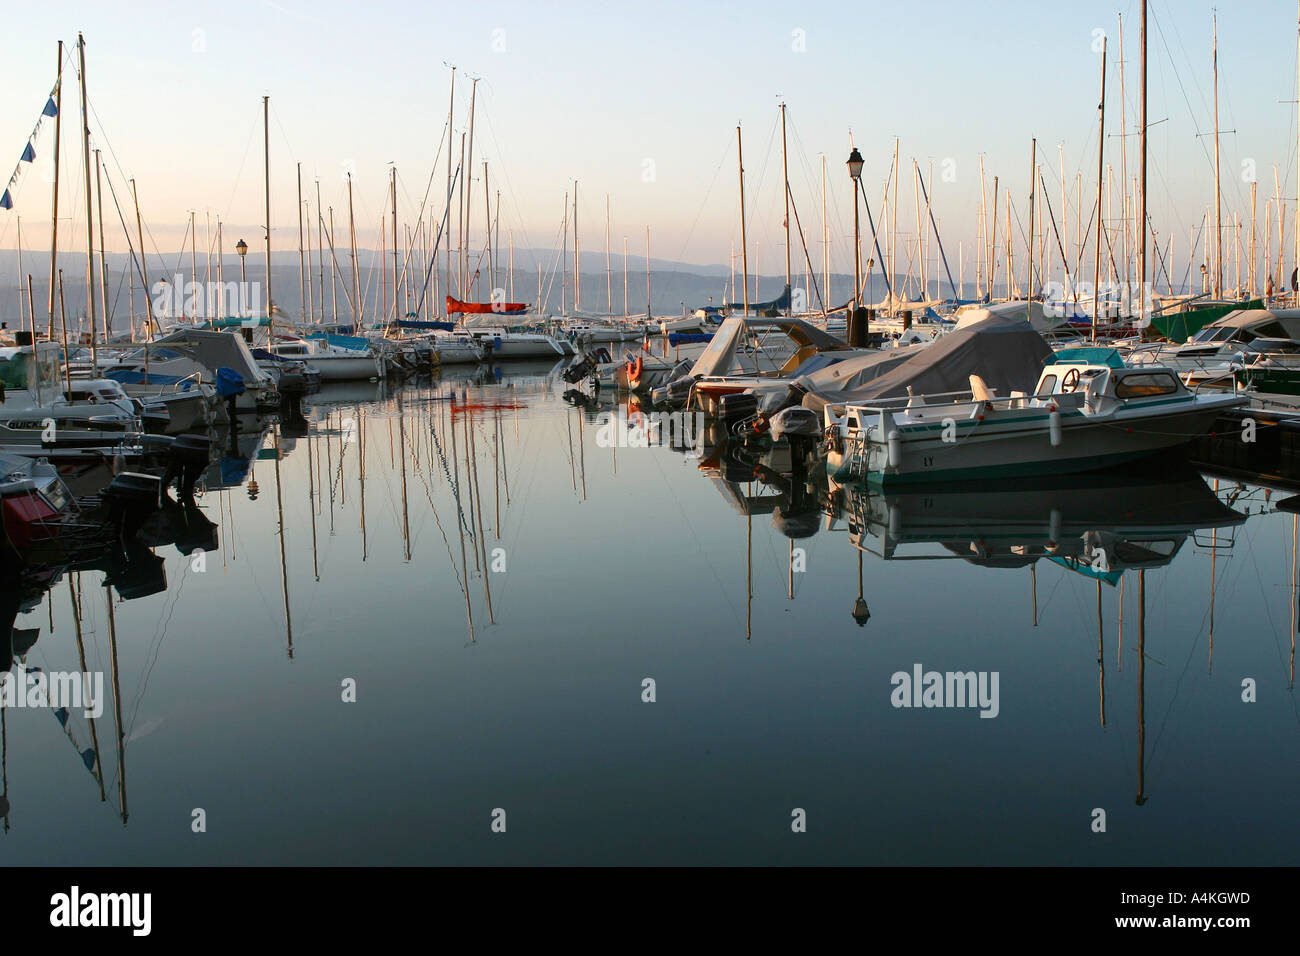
[236, 239, 248, 258]
[847, 148, 864, 181]
[851, 596, 871, 627]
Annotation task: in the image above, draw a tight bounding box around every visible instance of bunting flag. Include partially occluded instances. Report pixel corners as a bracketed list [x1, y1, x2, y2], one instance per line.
[2, 80, 61, 213]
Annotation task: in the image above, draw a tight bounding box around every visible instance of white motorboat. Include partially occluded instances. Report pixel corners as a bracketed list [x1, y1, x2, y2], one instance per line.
[269, 338, 382, 382]
[825, 350, 1245, 487]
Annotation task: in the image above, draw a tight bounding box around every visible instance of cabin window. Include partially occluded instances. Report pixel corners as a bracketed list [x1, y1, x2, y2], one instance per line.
[1035, 374, 1058, 395]
[1115, 372, 1179, 398]
[1254, 321, 1288, 339]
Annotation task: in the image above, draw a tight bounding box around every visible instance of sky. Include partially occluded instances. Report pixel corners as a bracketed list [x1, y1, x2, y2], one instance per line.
[2, 0, 1300, 286]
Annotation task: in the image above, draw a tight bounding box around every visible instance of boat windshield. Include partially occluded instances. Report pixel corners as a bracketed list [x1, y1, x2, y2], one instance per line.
[1190, 326, 1236, 344]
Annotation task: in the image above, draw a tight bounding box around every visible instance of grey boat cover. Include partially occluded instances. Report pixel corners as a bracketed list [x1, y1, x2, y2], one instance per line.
[800, 312, 1053, 412]
[690, 316, 851, 379]
[152, 328, 266, 382]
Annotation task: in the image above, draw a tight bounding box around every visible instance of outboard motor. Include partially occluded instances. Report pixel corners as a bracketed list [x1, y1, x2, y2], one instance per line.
[563, 357, 597, 384]
[102, 471, 164, 543]
[161, 434, 213, 499]
[718, 392, 759, 434]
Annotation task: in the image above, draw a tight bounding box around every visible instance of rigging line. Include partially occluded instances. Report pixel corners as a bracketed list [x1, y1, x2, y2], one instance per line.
[122, 555, 192, 739]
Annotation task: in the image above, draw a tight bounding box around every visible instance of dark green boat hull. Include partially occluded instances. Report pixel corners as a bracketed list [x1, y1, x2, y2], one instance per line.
[1151, 298, 1263, 343]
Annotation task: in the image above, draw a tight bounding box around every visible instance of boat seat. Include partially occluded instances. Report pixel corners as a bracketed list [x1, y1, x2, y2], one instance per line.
[969, 375, 996, 401]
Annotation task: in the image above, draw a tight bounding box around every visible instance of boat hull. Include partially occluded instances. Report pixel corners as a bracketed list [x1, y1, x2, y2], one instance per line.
[832, 398, 1243, 487]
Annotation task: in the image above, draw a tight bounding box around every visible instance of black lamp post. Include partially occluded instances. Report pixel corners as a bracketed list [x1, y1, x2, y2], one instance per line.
[847, 148, 866, 347]
[236, 239, 249, 317]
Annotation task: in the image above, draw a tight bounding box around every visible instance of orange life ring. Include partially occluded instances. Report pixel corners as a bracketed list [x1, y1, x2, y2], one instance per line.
[627, 355, 644, 384]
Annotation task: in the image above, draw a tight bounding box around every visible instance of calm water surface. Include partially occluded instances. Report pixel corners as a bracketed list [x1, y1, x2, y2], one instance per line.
[2, 358, 1299, 865]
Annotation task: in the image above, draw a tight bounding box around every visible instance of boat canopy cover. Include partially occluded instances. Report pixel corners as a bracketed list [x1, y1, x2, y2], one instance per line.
[793, 345, 928, 407]
[954, 300, 1073, 333]
[304, 332, 370, 352]
[395, 320, 456, 331]
[201, 316, 270, 329]
[152, 328, 265, 382]
[446, 296, 528, 315]
[689, 316, 851, 380]
[801, 311, 1053, 412]
[1052, 347, 1125, 368]
[723, 283, 792, 313]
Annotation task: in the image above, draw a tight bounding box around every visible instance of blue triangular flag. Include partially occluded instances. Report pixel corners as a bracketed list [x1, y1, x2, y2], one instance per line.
[42, 98, 57, 117]
[0, 190, 11, 210]
[81, 748, 97, 771]
[20, 142, 34, 163]
[55, 707, 69, 727]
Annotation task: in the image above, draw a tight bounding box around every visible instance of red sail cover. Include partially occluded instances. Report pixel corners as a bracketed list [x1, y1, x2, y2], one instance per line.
[446, 296, 528, 315]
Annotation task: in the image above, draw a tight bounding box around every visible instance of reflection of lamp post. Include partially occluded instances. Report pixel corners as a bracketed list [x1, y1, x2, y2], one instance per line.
[847, 148, 865, 346]
[852, 551, 870, 627]
[236, 239, 249, 317]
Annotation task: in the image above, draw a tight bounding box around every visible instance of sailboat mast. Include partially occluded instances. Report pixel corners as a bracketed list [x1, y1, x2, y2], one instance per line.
[315, 180, 324, 322]
[1094, 36, 1107, 338]
[605, 193, 612, 315]
[1212, 13, 1223, 298]
[131, 179, 154, 341]
[347, 173, 360, 327]
[445, 65, 455, 314]
[1138, 0, 1148, 311]
[77, 34, 98, 357]
[94, 149, 108, 343]
[47, 40, 63, 340]
[262, 96, 273, 323]
[574, 180, 580, 311]
[780, 102, 792, 315]
[738, 126, 749, 315]
[1026, 137, 1037, 319]
[645, 225, 651, 318]
[297, 163, 306, 323]
[464, 78, 478, 299]
[391, 166, 400, 323]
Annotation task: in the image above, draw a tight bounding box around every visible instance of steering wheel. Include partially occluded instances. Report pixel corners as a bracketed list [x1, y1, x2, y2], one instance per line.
[1061, 367, 1081, 393]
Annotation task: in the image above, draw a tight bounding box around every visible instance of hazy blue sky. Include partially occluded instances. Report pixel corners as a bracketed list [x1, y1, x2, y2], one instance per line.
[2, 0, 1299, 283]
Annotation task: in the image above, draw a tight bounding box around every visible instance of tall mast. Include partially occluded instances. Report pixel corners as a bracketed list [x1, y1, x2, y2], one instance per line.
[821, 154, 829, 307]
[190, 210, 197, 319]
[391, 166, 399, 322]
[315, 180, 325, 322]
[263, 95, 273, 322]
[47, 40, 63, 340]
[77, 34, 98, 355]
[1138, 0, 1148, 314]
[645, 225, 651, 318]
[605, 193, 612, 314]
[561, 191, 568, 314]
[297, 163, 306, 323]
[1094, 36, 1107, 338]
[94, 149, 108, 343]
[463, 78, 478, 299]
[1295, 0, 1299, 298]
[347, 173, 360, 326]
[1026, 137, 1037, 316]
[574, 180, 580, 311]
[738, 126, 749, 315]
[1212, 13, 1223, 298]
[483, 162, 492, 296]
[1118, 14, 1130, 287]
[131, 179, 154, 341]
[780, 102, 792, 314]
[623, 235, 628, 316]
[329, 206, 338, 323]
[890, 138, 900, 308]
[445, 64, 455, 314]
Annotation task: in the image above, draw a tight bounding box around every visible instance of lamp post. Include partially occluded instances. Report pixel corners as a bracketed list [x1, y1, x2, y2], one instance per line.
[847, 148, 865, 346]
[236, 239, 249, 317]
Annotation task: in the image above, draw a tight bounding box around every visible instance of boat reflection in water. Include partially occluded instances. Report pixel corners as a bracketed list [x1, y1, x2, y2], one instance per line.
[1, 432, 221, 832]
[837, 462, 1247, 575]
